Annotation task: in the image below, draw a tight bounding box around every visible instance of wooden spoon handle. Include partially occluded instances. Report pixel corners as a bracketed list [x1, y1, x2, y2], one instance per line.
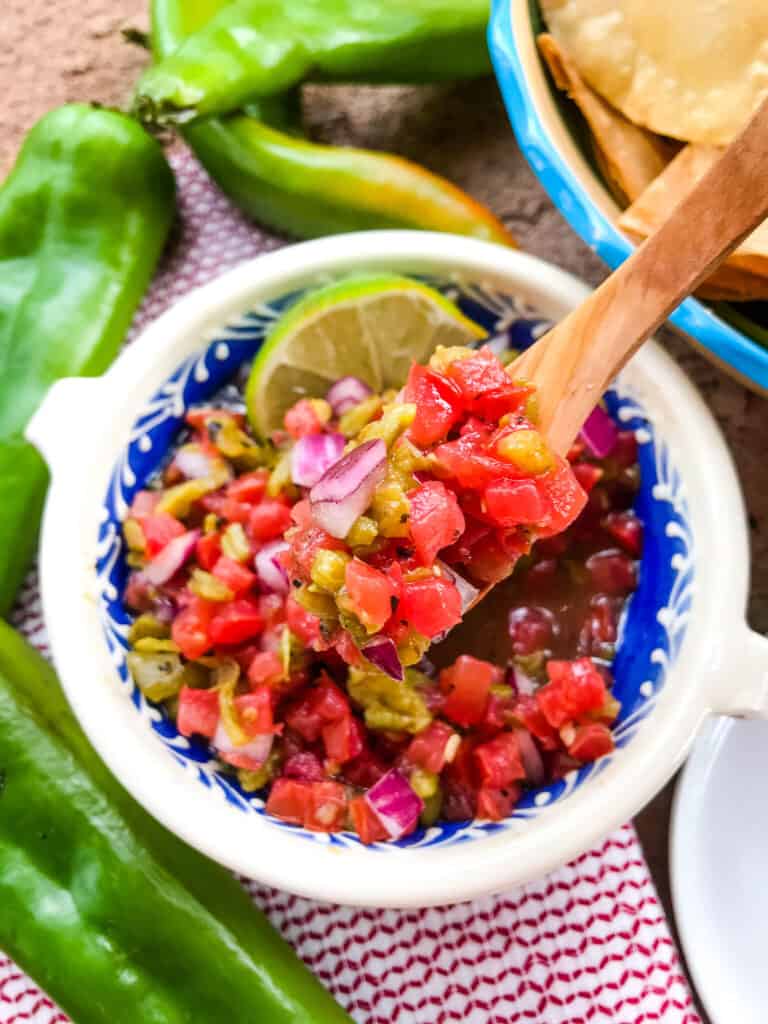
[514, 95, 768, 456]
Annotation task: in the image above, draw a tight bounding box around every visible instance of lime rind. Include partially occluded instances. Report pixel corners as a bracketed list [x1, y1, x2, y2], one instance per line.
[246, 274, 486, 436]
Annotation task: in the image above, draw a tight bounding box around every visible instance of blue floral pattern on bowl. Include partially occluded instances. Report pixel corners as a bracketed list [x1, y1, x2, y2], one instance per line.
[487, 0, 768, 391]
[96, 278, 693, 849]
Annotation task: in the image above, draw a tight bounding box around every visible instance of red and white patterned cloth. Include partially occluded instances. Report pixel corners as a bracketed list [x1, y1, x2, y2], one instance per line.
[1, 151, 701, 1024]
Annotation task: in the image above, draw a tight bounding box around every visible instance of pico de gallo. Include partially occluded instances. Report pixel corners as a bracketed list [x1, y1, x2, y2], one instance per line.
[121, 344, 641, 842]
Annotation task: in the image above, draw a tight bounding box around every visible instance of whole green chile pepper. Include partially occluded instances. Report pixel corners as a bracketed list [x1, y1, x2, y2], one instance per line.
[0, 620, 351, 1024]
[0, 105, 175, 617]
[138, 0, 492, 123]
[153, 0, 514, 244]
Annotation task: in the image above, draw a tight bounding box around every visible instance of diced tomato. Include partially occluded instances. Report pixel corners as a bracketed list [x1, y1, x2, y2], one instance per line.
[476, 784, 521, 821]
[474, 732, 525, 788]
[283, 751, 325, 782]
[441, 779, 477, 821]
[304, 781, 347, 832]
[602, 511, 643, 557]
[405, 364, 464, 446]
[567, 722, 615, 761]
[398, 576, 462, 639]
[349, 795, 389, 844]
[566, 438, 586, 462]
[212, 555, 256, 594]
[440, 655, 500, 727]
[285, 676, 348, 741]
[536, 458, 588, 537]
[130, 491, 161, 520]
[572, 462, 604, 494]
[266, 778, 312, 825]
[512, 695, 559, 751]
[322, 714, 365, 764]
[234, 686, 274, 736]
[408, 481, 465, 566]
[140, 513, 186, 557]
[196, 532, 222, 571]
[208, 599, 264, 646]
[226, 470, 269, 504]
[171, 596, 215, 660]
[445, 348, 513, 406]
[186, 407, 243, 431]
[536, 657, 608, 728]
[440, 515, 490, 566]
[463, 533, 520, 585]
[247, 650, 284, 687]
[344, 559, 398, 631]
[434, 434, 512, 490]
[259, 593, 287, 628]
[484, 478, 546, 527]
[285, 594, 321, 646]
[313, 675, 350, 721]
[248, 500, 293, 542]
[343, 748, 389, 789]
[406, 721, 457, 774]
[285, 524, 345, 582]
[285, 696, 324, 743]
[473, 382, 532, 422]
[285, 399, 326, 439]
[177, 686, 220, 739]
[199, 492, 251, 525]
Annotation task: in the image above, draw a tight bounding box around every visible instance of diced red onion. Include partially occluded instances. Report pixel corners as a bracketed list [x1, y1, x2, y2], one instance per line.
[255, 540, 289, 594]
[580, 405, 618, 458]
[516, 729, 545, 786]
[309, 439, 387, 539]
[505, 664, 537, 697]
[143, 529, 200, 586]
[291, 432, 346, 488]
[151, 594, 177, 624]
[213, 720, 273, 771]
[325, 376, 372, 416]
[362, 637, 404, 681]
[174, 445, 216, 480]
[364, 769, 424, 840]
[437, 560, 479, 614]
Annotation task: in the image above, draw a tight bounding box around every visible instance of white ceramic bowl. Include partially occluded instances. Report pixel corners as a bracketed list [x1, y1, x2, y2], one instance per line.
[26, 231, 768, 908]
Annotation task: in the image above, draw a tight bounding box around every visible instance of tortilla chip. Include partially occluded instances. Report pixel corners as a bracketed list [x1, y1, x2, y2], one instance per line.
[618, 144, 768, 300]
[538, 33, 675, 205]
[541, 0, 768, 146]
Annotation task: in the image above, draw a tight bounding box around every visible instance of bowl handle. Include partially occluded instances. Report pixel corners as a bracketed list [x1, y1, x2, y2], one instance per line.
[710, 623, 768, 717]
[25, 378, 107, 471]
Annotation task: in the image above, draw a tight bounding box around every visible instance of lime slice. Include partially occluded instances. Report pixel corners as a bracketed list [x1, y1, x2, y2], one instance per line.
[246, 274, 486, 436]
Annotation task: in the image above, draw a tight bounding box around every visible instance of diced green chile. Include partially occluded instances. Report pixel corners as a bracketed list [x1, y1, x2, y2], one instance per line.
[127, 651, 188, 701]
[0, 105, 175, 616]
[0, 620, 351, 1023]
[347, 666, 432, 733]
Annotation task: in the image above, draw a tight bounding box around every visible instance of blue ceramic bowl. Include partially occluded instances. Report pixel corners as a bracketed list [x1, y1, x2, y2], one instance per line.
[488, 0, 768, 392]
[29, 234, 753, 906]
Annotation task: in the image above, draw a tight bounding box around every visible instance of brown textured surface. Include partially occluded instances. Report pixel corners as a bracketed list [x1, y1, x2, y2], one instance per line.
[5, 3, 767, 1016]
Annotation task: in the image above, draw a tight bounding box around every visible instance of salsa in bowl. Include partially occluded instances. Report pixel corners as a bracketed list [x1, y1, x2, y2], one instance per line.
[118, 298, 642, 844]
[27, 232, 759, 906]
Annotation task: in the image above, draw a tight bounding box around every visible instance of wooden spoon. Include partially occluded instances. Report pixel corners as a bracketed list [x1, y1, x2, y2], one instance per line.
[517, 95, 768, 457]
[466, 94, 768, 610]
